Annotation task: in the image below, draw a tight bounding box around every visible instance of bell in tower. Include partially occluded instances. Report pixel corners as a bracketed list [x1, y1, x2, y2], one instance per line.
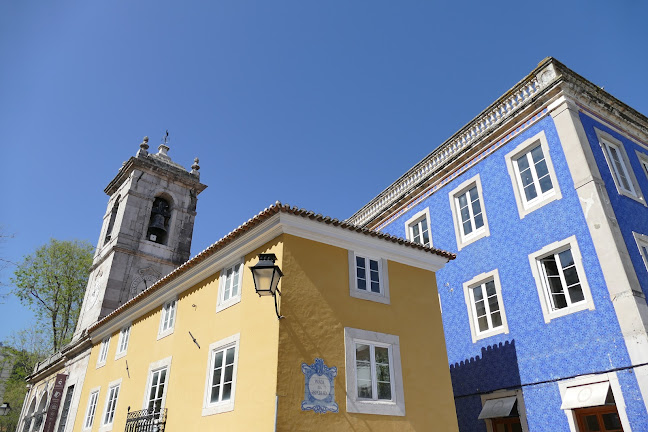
[147, 197, 171, 244]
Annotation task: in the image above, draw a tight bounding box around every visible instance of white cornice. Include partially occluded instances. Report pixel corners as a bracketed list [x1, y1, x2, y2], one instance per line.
[89, 213, 449, 341]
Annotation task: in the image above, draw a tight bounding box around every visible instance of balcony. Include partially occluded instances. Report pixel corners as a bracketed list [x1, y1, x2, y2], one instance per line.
[124, 408, 167, 432]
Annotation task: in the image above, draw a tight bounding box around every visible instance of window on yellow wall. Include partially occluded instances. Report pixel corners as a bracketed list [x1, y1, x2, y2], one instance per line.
[202, 333, 240, 416]
[216, 261, 243, 312]
[157, 297, 177, 340]
[348, 251, 390, 305]
[115, 325, 130, 359]
[97, 337, 110, 368]
[83, 389, 100, 430]
[101, 380, 121, 428]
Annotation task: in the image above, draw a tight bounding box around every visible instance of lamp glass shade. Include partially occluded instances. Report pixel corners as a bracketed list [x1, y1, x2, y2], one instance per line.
[250, 254, 283, 296]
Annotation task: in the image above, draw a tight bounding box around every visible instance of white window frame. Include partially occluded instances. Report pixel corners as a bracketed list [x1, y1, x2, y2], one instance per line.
[404, 208, 433, 247]
[348, 251, 390, 305]
[633, 232, 648, 273]
[528, 236, 595, 323]
[344, 327, 405, 416]
[115, 324, 131, 360]
[463, 269, 509, 343]
[636, 150, 648, 182]
[142, 356, 172, 412]
[596, 128, 645, 204]
[82, 387, 100, 430]
[480, 389, 529, 432]
[558, 372, 631, 432]
[99, 378, 121, 432]
[157, 297, 177, 340]
[216, 260, 244, 313]
[505, 131, 562, 218]
[449, 174, 490, 250]
[96, 337, 110, 368]
[202, 333, 240, 416]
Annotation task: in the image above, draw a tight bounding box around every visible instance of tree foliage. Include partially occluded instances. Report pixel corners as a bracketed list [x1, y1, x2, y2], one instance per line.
[0, 328, 49, 432]
[11, 239, 94, 352]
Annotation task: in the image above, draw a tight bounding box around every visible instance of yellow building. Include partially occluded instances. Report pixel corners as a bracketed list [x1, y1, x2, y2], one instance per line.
[73, 203, 458, 432]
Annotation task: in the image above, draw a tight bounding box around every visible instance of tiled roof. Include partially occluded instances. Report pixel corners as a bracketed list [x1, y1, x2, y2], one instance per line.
[88, 202, 455, 333]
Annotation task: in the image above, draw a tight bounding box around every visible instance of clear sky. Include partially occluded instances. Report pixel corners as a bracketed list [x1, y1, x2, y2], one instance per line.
[1, 1, 647, 342]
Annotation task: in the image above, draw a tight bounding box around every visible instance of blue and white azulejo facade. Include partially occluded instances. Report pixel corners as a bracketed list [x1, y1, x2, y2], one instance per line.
[349, 58, 648, 432]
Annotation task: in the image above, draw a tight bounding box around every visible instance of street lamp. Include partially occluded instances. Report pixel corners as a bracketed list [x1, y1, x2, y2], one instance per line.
[249, 253, 284, 319]
[0, 402, 10, 416]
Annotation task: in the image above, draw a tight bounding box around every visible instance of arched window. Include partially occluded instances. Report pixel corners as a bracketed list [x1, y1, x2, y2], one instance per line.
[147, 197, 171, 245]
[32, 392, 48, 431]
[21, 397, 36, 432]
[104, 195, 121, 245]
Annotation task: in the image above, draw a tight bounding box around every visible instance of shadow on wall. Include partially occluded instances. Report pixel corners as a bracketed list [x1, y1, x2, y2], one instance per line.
[450, 341, 521, 432]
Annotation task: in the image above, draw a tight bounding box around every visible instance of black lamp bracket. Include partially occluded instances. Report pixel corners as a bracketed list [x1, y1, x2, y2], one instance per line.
[274, 292, 284, 320]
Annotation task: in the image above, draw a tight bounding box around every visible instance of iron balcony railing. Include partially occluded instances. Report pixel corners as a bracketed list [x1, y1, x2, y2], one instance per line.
[124, 408, 167, 432]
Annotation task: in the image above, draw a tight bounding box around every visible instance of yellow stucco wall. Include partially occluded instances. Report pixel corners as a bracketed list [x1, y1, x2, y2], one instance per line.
[73, 239, 283, 432]
[275, 234, 458, 432]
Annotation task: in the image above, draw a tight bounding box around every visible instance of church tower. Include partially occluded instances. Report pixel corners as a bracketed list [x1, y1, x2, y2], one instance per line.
[74, 136, 207, 337]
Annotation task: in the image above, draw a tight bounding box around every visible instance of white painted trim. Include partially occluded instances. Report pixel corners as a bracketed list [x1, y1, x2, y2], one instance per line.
[157, 297, 177, 340]
[114, 324, 131, 360]
[404, 208, 433, 247]
[90, 213, 450, 341]
[82, 387, 101, 430]
[96, 337, 110, 369]
[98, 378, 122, 432]
[202, 333, 240, 416]
[504, 130, 563, 218]
[528, 236, 595, 323]
[636, 150, 648, 182]
[344, 327, 405, 416]
[216, 260, 244, 313]
[449, 173, 491, 250]
[596, 128, 646, 206]
[348, 251, 390, 305]
[142, 356, 172, 410]
[462, 269, 509, 343]
[480, 389, 529, 432]
[558, 372, 632, 432]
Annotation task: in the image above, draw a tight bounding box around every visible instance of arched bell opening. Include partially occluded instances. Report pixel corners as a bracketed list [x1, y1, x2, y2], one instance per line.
[147, 196, 171, 245]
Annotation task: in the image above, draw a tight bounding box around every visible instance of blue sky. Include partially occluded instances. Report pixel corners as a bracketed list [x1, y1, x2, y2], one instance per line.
[1, 1, 647, 342]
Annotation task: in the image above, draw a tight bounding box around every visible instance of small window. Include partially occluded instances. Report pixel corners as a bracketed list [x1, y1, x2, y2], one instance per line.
[83, 389, 100, 430]
[147, 367, 168, 413]
[596, 129, 644, 203]
[505, 131, 562, 218]
[158, 298, 177, 339]
[115, 325, 131, 359]
[344, 327, 405, 416]
[529, 236, 594, 323]
[216, 262, 243, 312]
[101, 382, 120, 427]
[348, 251, 390, 304]
[202, 334, 240, 416]
[404, 208, 432, 247]
[97, 337, 110, 368]
[449, 174, 490, 250]
[633, 232, 648, 273]
[463, 269, 509, 342]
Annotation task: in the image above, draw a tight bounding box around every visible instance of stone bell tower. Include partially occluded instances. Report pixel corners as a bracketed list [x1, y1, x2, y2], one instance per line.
[74, 135, 207, 337]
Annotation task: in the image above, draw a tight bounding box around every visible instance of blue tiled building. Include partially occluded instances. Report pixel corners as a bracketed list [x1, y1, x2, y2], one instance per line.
[349, 58, 648, 432]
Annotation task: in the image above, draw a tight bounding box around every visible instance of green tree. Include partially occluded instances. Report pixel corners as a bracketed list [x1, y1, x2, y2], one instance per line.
[11, 239, 94, 352]
[0, 328, 49, 432]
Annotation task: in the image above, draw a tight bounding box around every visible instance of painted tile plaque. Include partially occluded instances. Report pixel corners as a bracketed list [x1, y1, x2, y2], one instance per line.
[301, 358, 339, 413]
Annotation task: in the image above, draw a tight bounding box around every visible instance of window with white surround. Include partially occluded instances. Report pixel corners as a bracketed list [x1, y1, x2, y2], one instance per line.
[529, 236, 594, 323]
[463, 269, 509, 342]
[404, 208, 432, 247]
[449, 174, 490, 250]
[348, 251, 390, 304]
[100, 379, 121, 431]
[344, 327, 405, 416]
[83, 388, 100, 430]
[596, 128, 644, 203]
[97, 337, 110, 368]
[636, 151, 648, 181]
[158, 297, 177, 339]
[505, 131, 562, 218]
[216, 261, 243, 312]
[202, 333, 240, 416]
[115, 325, 130, 359]
[633, 232, 648, 273]
[143, 357, 172, 414]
